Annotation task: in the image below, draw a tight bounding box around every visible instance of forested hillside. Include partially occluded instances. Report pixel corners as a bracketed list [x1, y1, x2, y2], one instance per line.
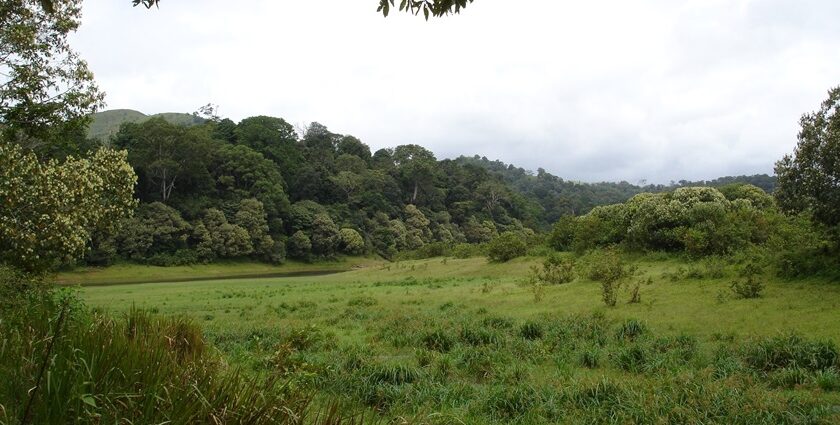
[87, 109, 205, 141]
[79, 110, 774, 267]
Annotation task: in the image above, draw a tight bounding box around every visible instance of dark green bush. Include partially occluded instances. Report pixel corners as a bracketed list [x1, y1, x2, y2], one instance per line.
[486, 231, 527, 263]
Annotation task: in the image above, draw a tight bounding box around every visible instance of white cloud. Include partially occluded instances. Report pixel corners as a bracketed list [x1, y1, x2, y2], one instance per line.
[71, 0, 840, 183]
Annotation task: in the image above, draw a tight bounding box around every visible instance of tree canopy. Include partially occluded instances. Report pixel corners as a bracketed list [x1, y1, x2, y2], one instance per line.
[775, 87, 840, 227]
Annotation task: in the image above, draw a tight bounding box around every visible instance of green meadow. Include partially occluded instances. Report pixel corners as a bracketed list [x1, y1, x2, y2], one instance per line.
[77, 254, 840, 424]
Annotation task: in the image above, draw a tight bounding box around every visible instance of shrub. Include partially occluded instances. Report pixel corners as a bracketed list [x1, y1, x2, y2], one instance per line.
[730, 262, 765, 299]
[287, 230, 312, 261]
[548, 216, 577, 251]
[486, 231, 527, 262]
[585, 248, 632, 283]
[452, 243, 482, 259]
[601, 280, 621, 307]
[530, 253, 576, 285]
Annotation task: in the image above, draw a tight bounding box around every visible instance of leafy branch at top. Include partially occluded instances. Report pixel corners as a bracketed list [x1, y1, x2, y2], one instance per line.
[377, 0, 475, 20]
[132, 0, 475, 20]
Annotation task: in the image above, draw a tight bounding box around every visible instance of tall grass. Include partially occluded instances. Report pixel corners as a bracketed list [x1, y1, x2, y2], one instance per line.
[0, 288, 366, 424]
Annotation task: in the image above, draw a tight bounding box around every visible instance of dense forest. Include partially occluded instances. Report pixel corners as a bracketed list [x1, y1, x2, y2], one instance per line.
[78, 110, 777, 267]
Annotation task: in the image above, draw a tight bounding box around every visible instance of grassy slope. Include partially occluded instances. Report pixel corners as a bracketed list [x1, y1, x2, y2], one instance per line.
[58, 257, 381, 286]
[81, 255, 840, 342]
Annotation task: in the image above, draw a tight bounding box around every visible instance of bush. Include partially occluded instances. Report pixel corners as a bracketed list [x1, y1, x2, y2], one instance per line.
[585, 249, 632, 307]
[530, 253, 575, 285]
[452, 242, 484, 259]
[548, 216, 577, 251]
[584, 248, 632, 283]
[730, 262, 765, 299]
[486, 232, 527, 262]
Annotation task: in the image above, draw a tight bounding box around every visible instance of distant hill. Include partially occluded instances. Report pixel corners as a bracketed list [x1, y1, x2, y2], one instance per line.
[87, 109, 205, 141]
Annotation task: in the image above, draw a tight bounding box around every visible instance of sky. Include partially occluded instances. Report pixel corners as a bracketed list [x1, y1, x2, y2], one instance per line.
[70, 0, 840, 184]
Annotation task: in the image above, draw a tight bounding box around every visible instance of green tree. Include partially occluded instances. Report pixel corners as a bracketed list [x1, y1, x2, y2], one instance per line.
[287, 230, 312, 261]
[310, 213, 340, 257]
[339, 228, 366, 255]
[404, 204, 432, 249]
[775, 87, 840, 227]
[393, 144, 438, 205]
[117, 202, 190, 260]
[234, 199, 274, 259]
[210, 143, 290, 232]
[235, 116, 301, 182]
[1, 0, 105, 156]
[114, 118, 213, 203]
[202, 208, 253, 258]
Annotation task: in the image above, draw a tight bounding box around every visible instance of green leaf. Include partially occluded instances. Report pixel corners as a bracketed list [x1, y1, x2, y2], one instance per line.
[82, 395, 97, 408]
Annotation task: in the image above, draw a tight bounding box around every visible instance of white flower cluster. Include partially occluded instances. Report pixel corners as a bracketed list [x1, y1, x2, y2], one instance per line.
[0, 141, 138, 271]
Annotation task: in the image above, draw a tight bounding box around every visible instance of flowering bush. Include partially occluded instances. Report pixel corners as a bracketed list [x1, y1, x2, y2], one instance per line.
[0, 142, 137, 271]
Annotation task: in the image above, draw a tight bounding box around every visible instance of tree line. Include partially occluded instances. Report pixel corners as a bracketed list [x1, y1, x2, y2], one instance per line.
[64, 110, 775, 268]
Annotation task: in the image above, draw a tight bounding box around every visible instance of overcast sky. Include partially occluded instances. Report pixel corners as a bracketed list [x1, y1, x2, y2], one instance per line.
[70, 0, 840, 183]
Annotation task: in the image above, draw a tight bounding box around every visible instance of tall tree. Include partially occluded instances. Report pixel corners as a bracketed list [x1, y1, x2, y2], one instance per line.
[393, 144, 437, 205]
[1, 0, 104, 156]
[775, 87, 840, 227]
[114, 118, 213, 203]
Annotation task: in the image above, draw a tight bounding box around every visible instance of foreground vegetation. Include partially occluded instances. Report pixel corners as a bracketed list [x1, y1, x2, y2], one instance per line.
[75, 255, 840, 424]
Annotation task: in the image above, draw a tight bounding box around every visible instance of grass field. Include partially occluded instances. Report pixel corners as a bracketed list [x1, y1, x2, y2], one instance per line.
[58, 257, 379, 286]
[81, 254, 840, 423]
